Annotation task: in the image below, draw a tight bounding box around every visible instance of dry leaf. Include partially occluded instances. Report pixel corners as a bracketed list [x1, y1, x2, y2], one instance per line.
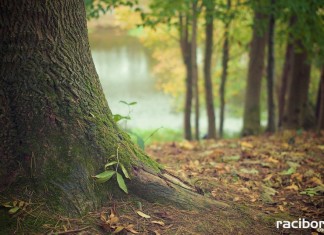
[240, 141, 253, 148]
[263, 174, 273, 181]
[151, 220, 165, 226]
[233, 196, 240, 202]
[285, 183, 299, 191]
[136, 211, 151, 219]
[310, 177, 323, 185]
[291, 173, 303, 182]
[266, 157, 279, 164]
[278, 205, 285, 212]
[113, 226, 124, 234]
[126, 224, 139, 234]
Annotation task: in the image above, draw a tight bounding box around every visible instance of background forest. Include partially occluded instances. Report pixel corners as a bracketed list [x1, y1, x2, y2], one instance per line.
[86, 0, 324, 142]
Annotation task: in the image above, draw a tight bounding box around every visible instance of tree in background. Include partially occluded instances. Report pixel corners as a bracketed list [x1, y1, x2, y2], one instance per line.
[316, 66, 324, 130]
[265, 0, 276, 132]
[203, 0, 217, 139]
[242, 6, 268, 136]
[219, 0, 231, 138]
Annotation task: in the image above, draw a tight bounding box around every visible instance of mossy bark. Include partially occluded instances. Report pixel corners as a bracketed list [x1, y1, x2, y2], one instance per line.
[0, 0, 217, 215]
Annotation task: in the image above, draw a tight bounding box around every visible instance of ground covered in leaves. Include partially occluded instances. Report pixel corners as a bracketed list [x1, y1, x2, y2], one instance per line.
[1, 131, 323, 234]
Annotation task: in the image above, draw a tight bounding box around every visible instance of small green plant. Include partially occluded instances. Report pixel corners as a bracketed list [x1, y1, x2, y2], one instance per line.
[93, 145, 130, 194]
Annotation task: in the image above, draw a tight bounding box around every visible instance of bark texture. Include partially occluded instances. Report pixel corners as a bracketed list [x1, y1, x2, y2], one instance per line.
[242, 11, 267, 136]
[317, 66, 324, 130]
[266, 0, 276, 132]
[191, 0, 200, 140]
[219, 0, 231, 138]
[179, 15, 193, 140]
[278, 42, 293, 128]
[282, 44, 311, 129]
[0, 0, 214, 215]
[203, 0, 217, 140]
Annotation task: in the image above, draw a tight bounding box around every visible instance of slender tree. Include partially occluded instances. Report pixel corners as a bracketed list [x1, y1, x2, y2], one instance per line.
[203, 0, 217, 139]
[219, 0, 231, 138]
[179, 13, 193, 140]
[192, 0, 200, 140]
[317, 66, 324, 130]
[265, 0, 276, 132]
[242, 10, 268, 136]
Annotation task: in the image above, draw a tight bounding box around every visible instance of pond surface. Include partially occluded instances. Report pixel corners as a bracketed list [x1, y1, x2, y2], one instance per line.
[89, 29, 242, 136]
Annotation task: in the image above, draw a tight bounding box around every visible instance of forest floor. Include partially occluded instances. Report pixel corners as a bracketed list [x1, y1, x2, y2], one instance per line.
[1, 131, 323, 234]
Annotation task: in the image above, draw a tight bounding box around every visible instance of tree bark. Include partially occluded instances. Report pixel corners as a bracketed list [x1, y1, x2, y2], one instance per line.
[317, 66, 324, 130]
[0, 0, 221, 215]
[179, 14, 193, 140]
[203, 0, 217, 139]
[278, 42, 293, 128]
[282, 43, 311, 129]
[219, 0, 231, 138]
[242, 11, 268, 136]
[192, 0, 200, 140]
[266, 0, 276, 132]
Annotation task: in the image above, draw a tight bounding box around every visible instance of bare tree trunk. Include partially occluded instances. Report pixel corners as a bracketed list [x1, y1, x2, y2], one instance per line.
[219, 0, 231, 138]
[203, 0, 217, 139]
[283, 43, 311, 129]
[192, 0, 200, 140]
[179, 15, 193, 140]
[317, 66, 324, 130]
[278, 42, 293, 128]
[266, 0, 276, 132]
[242, 11, 268, 136]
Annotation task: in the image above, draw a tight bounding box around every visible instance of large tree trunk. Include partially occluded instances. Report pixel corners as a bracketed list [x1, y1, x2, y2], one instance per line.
[219, 0, 231, 138]
[203, 0, 217, 139]
[266, 0, 276, 132]
[0, 0, 221, 215]
[242, 11, 267, 136]
[179, 15, 193, 140]
[192, 0, 200, 140]
[282, 43, 311, 129]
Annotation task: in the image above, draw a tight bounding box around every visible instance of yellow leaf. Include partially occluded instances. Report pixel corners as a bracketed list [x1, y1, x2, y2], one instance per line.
[109, 216, 119, 224]
[291, 173, 303, 182]
[113, 226, 124, 234]
[151, 220, 165, 226]
[240, 142, 253, 148]
[154, 230, 161, 235]
[285, 183, 299, 191]
[233, 197, 240, 202]
[278, 205, 285, 212]
[136, 211, 151, 219]
[263, 174, 273, 181]
[125, 224, 139, 234]
[100, 212, 107, 222]
[310, 177, 323, 185]
[266, 157, 279, 164]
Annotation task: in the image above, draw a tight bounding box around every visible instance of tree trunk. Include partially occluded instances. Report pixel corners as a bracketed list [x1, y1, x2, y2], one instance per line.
[179, 15, 193, 140]
[0, 0, 223, 215]
[282, 43, 311, 129]
[192, 0, 200, 140]
[203, 1, 217, 139]
[278, 42, 293, 128]
[266, 0, 276, 132]
[317, 66, 324, 130]
[219, 0, 231, 138]
[242, 11, 267, 136]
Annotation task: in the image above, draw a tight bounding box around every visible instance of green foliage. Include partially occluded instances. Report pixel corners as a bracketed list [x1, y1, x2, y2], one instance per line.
[85, 0, 138, 19]
[94, 158, 130, 194]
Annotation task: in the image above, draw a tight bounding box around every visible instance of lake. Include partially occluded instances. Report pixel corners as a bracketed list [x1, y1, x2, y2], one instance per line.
[89, 29, 243, 137]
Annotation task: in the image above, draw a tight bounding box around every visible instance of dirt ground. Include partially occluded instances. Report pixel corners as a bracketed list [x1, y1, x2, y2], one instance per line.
[1, 131, 323, 234]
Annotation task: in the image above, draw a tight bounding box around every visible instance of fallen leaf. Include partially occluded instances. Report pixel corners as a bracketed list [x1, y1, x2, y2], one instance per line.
[222, 155, 241, 162]
[151, 220, 165, 226]
[266, 157, 279, 164]
[113, 226, 124, 234]
[240, 142, 253, 148]
[136, 211, 151, 219]
[310, 177, 323, 185]
[285, 183, 299, 191]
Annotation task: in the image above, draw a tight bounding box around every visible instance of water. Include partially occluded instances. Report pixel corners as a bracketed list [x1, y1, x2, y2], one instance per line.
[89, 29, 243, 135]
